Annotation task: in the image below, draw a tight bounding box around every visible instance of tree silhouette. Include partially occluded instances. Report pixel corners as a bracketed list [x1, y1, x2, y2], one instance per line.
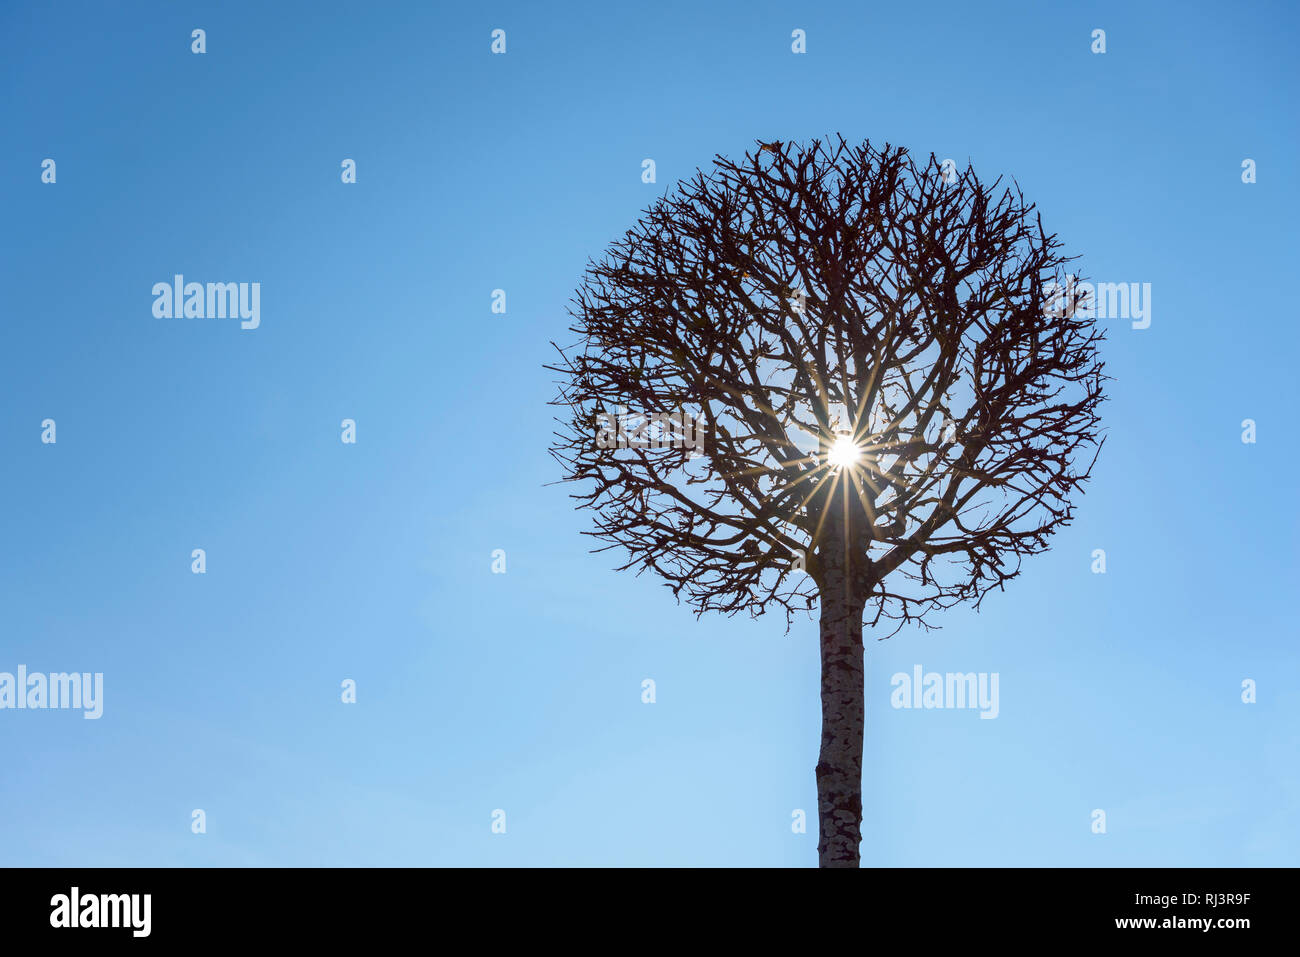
[548, 136, 1106, 867]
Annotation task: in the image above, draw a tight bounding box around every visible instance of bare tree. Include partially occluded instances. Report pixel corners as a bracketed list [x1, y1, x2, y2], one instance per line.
[548, 136, 1106, 867]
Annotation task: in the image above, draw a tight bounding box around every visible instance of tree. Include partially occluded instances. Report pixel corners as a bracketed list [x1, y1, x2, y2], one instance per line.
[547, 136, 1106, 867]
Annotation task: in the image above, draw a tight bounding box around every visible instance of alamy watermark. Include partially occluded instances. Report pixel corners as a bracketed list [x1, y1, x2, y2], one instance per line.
[595, 405, 706, 453]
[890, 664, 999, 719]
[0, 666, 103, 719]
[1043, 275, 1151, 329]
[152, 274, 260, 330]
[50, 887, 150, 937]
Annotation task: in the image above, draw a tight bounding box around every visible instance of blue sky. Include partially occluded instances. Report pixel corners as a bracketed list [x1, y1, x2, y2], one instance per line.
[1, 0, 1296, 866]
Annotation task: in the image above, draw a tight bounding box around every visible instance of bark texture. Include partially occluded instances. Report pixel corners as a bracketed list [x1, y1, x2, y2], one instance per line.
[815, 510, 868, 868]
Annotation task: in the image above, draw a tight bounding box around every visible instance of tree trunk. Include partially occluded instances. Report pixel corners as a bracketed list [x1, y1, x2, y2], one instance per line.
[816, 557, 866, 867]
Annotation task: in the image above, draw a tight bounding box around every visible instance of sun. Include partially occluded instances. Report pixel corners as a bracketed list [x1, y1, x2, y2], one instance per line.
[827, 432, 861, 469]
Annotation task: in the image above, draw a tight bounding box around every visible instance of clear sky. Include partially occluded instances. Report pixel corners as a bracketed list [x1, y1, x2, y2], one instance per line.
[1, 0, 1296, 867]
